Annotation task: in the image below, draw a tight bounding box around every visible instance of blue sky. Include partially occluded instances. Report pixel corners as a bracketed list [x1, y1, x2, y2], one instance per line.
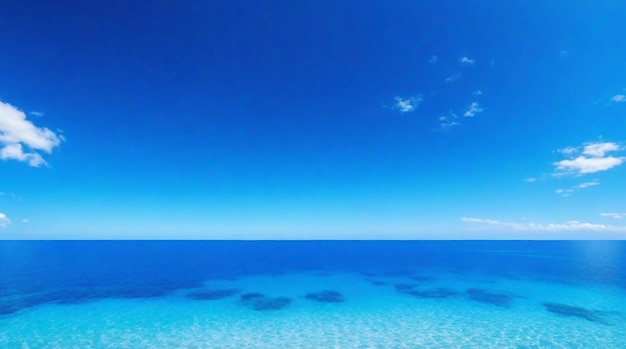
[1, 0, 625, 239]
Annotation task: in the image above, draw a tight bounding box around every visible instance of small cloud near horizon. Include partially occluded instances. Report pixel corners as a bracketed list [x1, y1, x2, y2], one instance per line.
[0, 212, 10, 228]
[601, 213, 626, 219]
[461, 217, 626, 232]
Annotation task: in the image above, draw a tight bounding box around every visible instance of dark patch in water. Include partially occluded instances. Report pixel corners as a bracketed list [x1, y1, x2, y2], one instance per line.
[370, 280, 387, 286]
[239, 292, 292, 311]
[251, 297, 292, 311]
[305, 290, 344, 303]
[240, 292, 265, 301]
[542, 302, 611, 325]
[405, 287, 459, 299]
[187, 288, 239, 300]
[500, 273, 519, 280]
[362, 270, 413, 278]
[0, 303, 19, 316]
[466, 288, 515, 307]
[411, 276, 438, 282]
[394, 283, 417, 292]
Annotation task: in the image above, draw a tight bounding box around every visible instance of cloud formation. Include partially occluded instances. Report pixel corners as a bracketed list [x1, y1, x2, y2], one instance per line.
[555, 180, 600, 197]
[392, 95, 423, 113]
[601, 213, 626, 219]
[429, 56, 438, 64]
[460, 56, 475, 65]
[554, 142, 624, 176]
[0, 212, 10, 228]
[445, 73, 461, 83]
[461, 217, 626, 233]
[610, 95, 625, 103]
[0, 101, 62, 167]
[439, 115, 460, 129]
[464, 102, 483, 117]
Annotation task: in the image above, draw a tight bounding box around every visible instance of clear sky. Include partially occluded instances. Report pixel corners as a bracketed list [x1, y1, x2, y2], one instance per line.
[1, 1, 625, 239]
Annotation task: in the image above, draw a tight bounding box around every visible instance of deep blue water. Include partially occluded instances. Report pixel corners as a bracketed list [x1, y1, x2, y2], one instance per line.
[1, 240, 625, 317]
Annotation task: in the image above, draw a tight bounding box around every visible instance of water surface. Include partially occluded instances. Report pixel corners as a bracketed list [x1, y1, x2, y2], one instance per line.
[1, 241, 625, 348]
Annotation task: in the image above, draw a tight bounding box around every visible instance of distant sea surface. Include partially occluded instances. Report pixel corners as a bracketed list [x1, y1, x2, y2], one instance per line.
[1, 241, 625, 348]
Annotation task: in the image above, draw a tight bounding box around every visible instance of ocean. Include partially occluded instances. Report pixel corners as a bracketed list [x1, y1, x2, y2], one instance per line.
[1, 241, 625, 348]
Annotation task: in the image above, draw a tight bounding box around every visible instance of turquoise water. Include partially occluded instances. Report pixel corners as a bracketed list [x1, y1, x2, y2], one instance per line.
[1, 241, 625, 348]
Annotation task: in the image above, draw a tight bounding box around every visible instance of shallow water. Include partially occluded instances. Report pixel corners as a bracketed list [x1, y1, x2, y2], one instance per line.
[1, 241, 625, 348]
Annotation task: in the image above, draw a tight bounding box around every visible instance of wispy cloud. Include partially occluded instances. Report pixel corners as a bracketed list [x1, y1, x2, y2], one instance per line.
[0, 212, 10, 228]
[392, 95, 423, 113]
[578, 180, 600, 189]
[610, 94, 625, 103]
[582, 142, 620, 157]
[558, 146, 579, 155]
[555, 179, 600, 197]
[601, 213, 626, 219]
[445, 73, 461, 83]
[22, 218, 29, 224]
[439, 114, 460, 129]
[524, 177, 538, 183]
[429, 56, 438, 64]
[0, 100, 62, 167]
[460, 56, 475, 65]
[554, 142, 624, 176]
[30, 111, 44, 117]
[560, 50, 569, 58]
[463, 102, 483, 117]
[472, 90, 483, 96]
[461, 217, 626, 233]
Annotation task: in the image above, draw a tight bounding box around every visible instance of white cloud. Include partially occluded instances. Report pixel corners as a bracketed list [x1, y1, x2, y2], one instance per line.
[555, 155, 624, 175]
[0, 100, 62, 167]
[577, 180, 600, 189]
[555, 180, 600, 197]
[429, 56, 438, 64]
[524, 177, 538, 183]
[582, 142, 621, 157]
[463, 102, 483, 117]
[392, 95, 422, 113]
[439, 116, 460, 129]
[460, 56, 475, 65]
[461, 217, 626, 232]
[0, 212, 10, 228]
[445, 73, 461, 82]
[601, 213, 626, 219]
[610, 94, 625, 103]
[472, 90, 483, 96]
[22, 218, 29, 223]
[30, 111, 44, 117]
[0, 143, 47, 167]
[554, 142, 624, 176]
[558, 146, 579, 155]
